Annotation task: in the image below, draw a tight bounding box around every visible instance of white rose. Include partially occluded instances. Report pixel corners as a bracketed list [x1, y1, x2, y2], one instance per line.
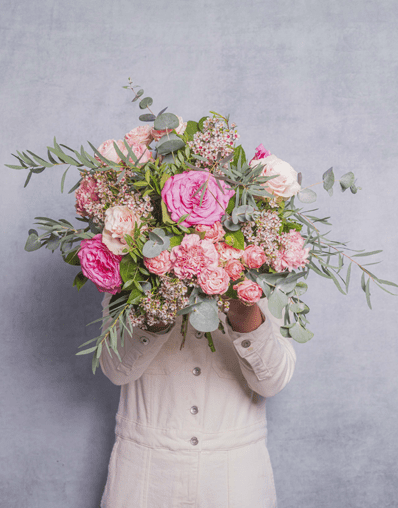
[251, 154, 301, 198]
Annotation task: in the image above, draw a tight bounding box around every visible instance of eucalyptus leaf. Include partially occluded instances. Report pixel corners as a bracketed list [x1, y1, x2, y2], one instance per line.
[25, 233, 42, 252]
[139, 114, 156, 122]
[139, 97, 153, 109]
[289, 323, 314, 343]
[189, 301, 219, 332]
[154, 113, 179, 130]
[157, 133, 185, 155]
[297, 188, 317, 203]
[73, 272, 88, 291]
[339, 172, 355, 191]
[322, 167, 334, 191]
[268, 289, 289, 319]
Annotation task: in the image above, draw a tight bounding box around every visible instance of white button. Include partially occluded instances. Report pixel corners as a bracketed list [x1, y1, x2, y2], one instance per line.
[190, 437, 199, 446]
[241, 340, 251, 348]
[140, 336, 150, 345]
[190, 406, 199, 415]
[195, 331, 204, 339]
[192, 367, 201, 376]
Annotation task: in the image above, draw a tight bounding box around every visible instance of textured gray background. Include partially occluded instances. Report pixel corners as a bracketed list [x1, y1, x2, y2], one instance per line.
[1, 0, 397, 507]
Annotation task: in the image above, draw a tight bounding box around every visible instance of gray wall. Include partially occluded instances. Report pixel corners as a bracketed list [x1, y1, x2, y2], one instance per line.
[1, 1, 397, 507]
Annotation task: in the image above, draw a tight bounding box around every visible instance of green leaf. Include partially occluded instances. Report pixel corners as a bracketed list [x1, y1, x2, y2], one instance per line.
[365, 278, 372, 309]
[198, 116, 209, 132]
[185, 120, 199, 140]
[224, 229, 245, 250]
[297, 188, 317, 203]
[73, 272, 88, 290]
[289, 323, 314, 343]
[139, 97, 153, 109]
[189, 301, 219, 332]
[26, 151, 54, 168]
[154, 113, 179, 130]
[25, 233, 42, 252]
[161, 200, 175, 224]
[24, 170, 33, 188]
[352, 250, 383, 258]
[339, 172, 355, 191]
[63, 249, 81, 266]
[345, 262, 352, 291]
[157, 133, 185, 155]
[170, 235, 183, 248]
[160, 172, 172, 189]
[268, 289, 289, 319]
[76, 346, 98, 356]
[120, 256, 137, 283]
[232, 145, 247, 167]
[127, 288, 143, 305]
[322, 167, 334, 191]
[60, 166, 69, 193]
[132, 89, 144, 102]
[139, 114, 156, 122]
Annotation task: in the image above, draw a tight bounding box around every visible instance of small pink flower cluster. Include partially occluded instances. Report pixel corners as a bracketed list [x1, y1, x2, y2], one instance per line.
[273, 230, 310, 272]
[188, 117, 239, 169]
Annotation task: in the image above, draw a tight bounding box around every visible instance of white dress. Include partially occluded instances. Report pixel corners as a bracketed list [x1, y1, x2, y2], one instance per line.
[99, 294, 296, 508]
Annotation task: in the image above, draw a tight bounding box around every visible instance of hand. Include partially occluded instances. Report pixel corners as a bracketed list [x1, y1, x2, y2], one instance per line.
[226, 298, 265, 333]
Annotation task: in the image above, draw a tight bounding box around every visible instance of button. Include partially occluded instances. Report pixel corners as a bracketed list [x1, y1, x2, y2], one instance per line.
[139, 336, 150, 345]
[241, 340, 251, 348]
[190, 437, 199, 446]
[192, 367, 201, 376]
[190, 406, 199, 415]
[195, 331, 204, 339]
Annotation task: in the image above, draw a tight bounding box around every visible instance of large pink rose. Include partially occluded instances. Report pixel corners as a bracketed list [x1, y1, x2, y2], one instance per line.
[233, 280, 263, 304]
[102, 206, 140, 256]
[224, 259, 244, 281]
[170, 234, 219, 279]
[78, 235, 122, 295]
[198, 267, 230, 295]
[75, 176, 99, 217]
[216, 242, 244, 262]
[195, 221, 225, 243]
[162, 171, 235, 227]
[121, 141, 152, 164]
[242, 245, 267, 269]
[125, 125, 153, 146]
[250, 154, 301, 199]
[249, 143, 271, 165]
[96, 139, 125, 163]
[144, 250, 172, 276]
[151, 116, 187, 142]
[273, 230, 310, 272]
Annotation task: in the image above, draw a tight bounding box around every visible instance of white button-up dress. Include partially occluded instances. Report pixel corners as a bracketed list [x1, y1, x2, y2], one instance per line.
[99, 293, 296, 508]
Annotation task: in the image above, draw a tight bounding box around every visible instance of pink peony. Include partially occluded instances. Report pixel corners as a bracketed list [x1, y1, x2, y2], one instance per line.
[151, 115, 187, 142]
[162, 171, 235, 227]
[233, 280, 263, 304]
[195, 221, 225, 243]
[273, 230, 310, 272]
[224, 259, 244, 281]
[144, 250, 173, 276]
[242, 245, 267, 269]
[121, 141, 152, 164]
[198, 267, 230, 295]
[125, 125, 153, 146]
[216, 242, 244, 262]
[250, 154, 301, 199]
[75, 177, 99, 217]
[78, 235, 122, 295]
[250, 143, 271, 164]
[170, 234, 219, 279]
[96, 139, 125, 164]
[102, 206, 140, 256]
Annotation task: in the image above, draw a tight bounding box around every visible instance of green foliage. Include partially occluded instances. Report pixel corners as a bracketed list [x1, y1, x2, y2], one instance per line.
[73, 272, 88, 291]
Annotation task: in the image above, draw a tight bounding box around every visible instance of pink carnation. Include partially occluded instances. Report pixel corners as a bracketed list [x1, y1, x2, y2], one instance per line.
[77, 235, 122, 295]
[250, 143, 271, 164]
[195, 221, 225, 243]
[125, 125, 153, 146]
[273, 230, 310, 272]
[224, 259, 244, 281]
[233, 280, 263, 304]
[75, 177, 99, 217]
[144, 250, 172, 276]
[216, 242, 244, 262]
[102, 206, 140, 256]
[170, 234, 219, 279]
[151, 116, 187, 142]
[198, 267, 230, 295]
[96, 139, 125, 164]
[242, 245, 267, 269]
[161, 171, 235, 227]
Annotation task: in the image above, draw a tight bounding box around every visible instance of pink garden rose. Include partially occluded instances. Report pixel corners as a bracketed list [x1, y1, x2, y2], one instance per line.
[151, 116, 187, 142]
[195, 221, 225, 243]
[250, 153, 301, 199]
[125, 125, 153, 146]
[143, 250, 172, 276]
[224, 259, 244, 281]
[162, 171, 235, 227]
[102, 206, 140, 256]
[273, 230, 310, 272]
[121, 141, 152, 164]
[78, 235, 122, 295]
[198, 267, 230, 295]
[75, 176, 99, 217]
[242, 244, 267, 269]
[216, 242, 244, 262]
[249, 143, 271, 164]
[170, 234, 219, 279]
[233, 280, 263, 304]
[97, 139, 126, 163]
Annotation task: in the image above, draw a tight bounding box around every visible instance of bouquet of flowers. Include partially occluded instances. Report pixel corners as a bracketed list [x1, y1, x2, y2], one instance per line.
[8, 79, 397, 373]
